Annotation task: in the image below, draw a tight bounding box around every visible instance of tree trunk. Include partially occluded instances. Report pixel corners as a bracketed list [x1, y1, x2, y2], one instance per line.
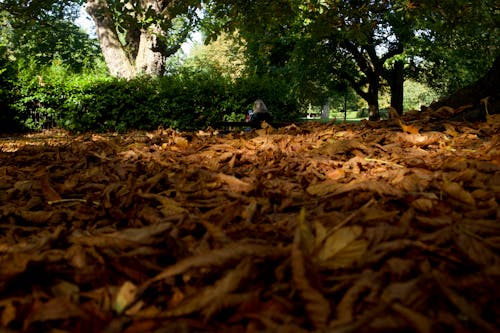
[135, 25, 165, 76]
[86, 0, 135, 79]
[388, 59, 404, 115]
[134, 0, 165, 76]
[429, 54, 500, 110]
[86, 0, 174, 78]
[367, 84, 380, 121]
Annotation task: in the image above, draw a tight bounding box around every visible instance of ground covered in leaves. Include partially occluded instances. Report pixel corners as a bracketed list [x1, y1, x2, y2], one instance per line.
[1, 114, 499, 333]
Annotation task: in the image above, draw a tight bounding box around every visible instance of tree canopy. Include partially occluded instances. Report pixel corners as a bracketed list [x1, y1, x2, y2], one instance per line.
[203, 0, 498, 118]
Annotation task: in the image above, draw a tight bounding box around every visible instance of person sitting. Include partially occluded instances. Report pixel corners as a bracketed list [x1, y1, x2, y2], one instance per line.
[249, 99, 273, 128]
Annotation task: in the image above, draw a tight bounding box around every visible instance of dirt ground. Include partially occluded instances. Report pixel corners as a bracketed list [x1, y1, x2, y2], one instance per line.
[1, 113, 499, 332]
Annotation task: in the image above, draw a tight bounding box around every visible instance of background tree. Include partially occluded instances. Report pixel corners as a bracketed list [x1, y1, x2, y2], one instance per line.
[186, 31, 247, 80]
[86, 0, 201, 78]
[1, 15, 102, 73]
[204, 0, 498, 118]
[1, 0, 203, 79]
[204, 0, 413, 119]
[406, 0, 499, 95]
[0, 0, 101, 71]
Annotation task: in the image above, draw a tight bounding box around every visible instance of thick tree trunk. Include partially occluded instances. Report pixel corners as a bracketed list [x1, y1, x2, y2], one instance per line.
[367, 84, 380, 121]
[135, 25, 165, 76]
[86, 0, 135, 79]
[86, 0, 171, 78]
[426, 54, 500, 120]
[388, 60, 404, 115]
[134, 0, 165, 76]
[430, 55, 500, 110]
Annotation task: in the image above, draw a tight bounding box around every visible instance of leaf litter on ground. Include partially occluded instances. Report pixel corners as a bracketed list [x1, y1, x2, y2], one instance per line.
[0, 113, 499, 333]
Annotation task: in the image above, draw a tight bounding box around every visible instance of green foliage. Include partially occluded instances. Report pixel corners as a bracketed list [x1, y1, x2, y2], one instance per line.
[204, 0, 498, 114]
[0, 43, 22, 132]
[12, 59, 100, 130]
[0, 12, 104, 74]
[10, 62, 300, 132]
[403, 80, 438, 111]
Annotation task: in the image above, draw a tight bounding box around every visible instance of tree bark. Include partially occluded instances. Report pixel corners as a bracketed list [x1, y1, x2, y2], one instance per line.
[134, 0, 166, 76]
[387, 59, 404, 115]
[429, 55, 500, 110]
[86, 0, 135, 79]
[135, 25, 165, 76]
[366, 86, 380, 121]
[86, 0, 188, 78]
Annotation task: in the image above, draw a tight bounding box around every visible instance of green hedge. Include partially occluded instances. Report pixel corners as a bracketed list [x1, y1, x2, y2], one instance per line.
[11, 65, 300, 132]
[0, 45, 23, 133]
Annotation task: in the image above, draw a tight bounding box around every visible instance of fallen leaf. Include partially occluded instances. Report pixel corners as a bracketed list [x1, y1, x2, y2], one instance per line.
[292, 225, 330, 329]
[115, 281, 143, 315]
[1, 300, 16, 326]
[318, 226, 363, 261]
[441, 181, 475, 205]
[39, 173, 62, 201]
[218, 173, 253, 193]
[24, 298, 83, 329]
[399, 120, 420, 134]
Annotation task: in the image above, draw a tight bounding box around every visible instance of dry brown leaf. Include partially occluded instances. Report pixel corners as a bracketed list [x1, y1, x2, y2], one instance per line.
[330, 273, 376, 327]
[391, 303, 433, 333]
[69, 222, 173, 248]
[318, 240, 368, 270]
[145, 241, 290, 286]
[319, 179, 404, 197]
[241, 198, 258, 224]
[173, 136, 189, 147]
[18, 210, 55, 224]
[150, 258, 253, 318]
[317, 226, 362, 261]
[199, 219, 232, 244]
[24, 297, 83, 329]
[51, 280, 79, 302]
[13, 180, 34, 192]
[314, 221, 328, 248]
[296, 208, 315, 255]
[1, 119, 498, 333]
[443, 123, 459, 137]
[39, 173, 61, 201]
[218, 173, 253, 193]
[306, 179, 340, 196]
[1, 299, 16, 326]
[411, 197, 436, 212]
[441, 181, 475, 206]
[292, 212, 330, 329]
[454, 231, 499, 267]
[137, 192, 188, 215]
[433, 270, 498, 333]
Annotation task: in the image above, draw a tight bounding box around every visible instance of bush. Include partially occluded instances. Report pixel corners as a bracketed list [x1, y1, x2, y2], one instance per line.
[11, 64, 301, 132]
[0, 45, 23, 133]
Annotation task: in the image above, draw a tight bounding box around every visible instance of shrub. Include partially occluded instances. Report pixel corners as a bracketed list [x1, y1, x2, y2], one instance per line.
[0, 45, 22, 133]
[11, 64, 301, 132]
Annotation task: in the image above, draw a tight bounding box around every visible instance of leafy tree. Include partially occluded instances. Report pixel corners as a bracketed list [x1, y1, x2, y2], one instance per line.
[204, 0, 410, 119]
[85, 0, 202, 78]
[1, 0, 203, 79]
[186, 31, 247, 80]
[1, 16, 102, 73]
[1, 0, 103, 72]
[0, 42, 21, 132]
[204, 0, 498, 119]
[405, 0, 499, 95]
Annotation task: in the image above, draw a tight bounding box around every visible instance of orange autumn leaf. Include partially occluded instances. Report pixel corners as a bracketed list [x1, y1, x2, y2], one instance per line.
[398, 119, 420, 134]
